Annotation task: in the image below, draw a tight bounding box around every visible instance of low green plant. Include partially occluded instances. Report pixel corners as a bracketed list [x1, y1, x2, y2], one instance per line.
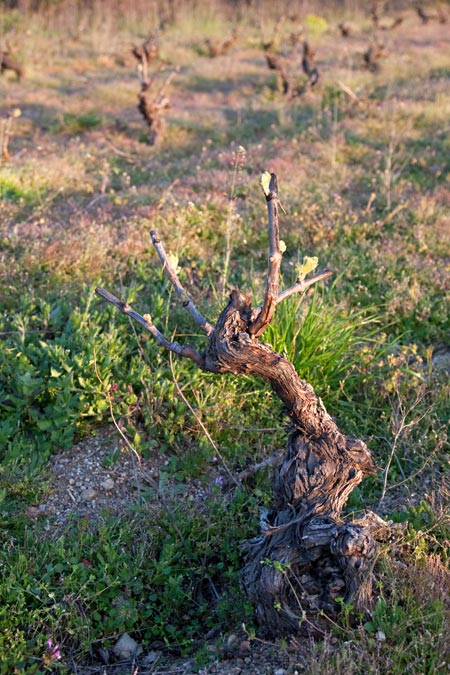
[0, 175, 39, 205]
[390, 500, 450, 560]
[361, 571, 447, 674]
[264, 285, 380, 406]
[49, 112, 103, 135]
[0, 289, 121, 469]
[304, 13, 328, 35]
[0, 488, 259, 671]
[0, 282, 188, 469]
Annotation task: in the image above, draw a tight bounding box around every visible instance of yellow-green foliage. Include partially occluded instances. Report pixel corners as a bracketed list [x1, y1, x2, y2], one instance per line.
[304, 13, 329, 35]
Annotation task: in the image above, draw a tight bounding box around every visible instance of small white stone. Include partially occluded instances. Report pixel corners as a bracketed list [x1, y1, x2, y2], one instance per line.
[81, 488, 97, 501]
[274, 669, 287, 675]
[101, 478, 115, 491]
[376, 630, 386, 641]
[113, 633, 143, 659]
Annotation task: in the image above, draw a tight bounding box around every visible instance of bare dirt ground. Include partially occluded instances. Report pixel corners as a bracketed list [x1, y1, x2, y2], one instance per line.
[75, 637, 319, 675]
[32, 427, 162, 529]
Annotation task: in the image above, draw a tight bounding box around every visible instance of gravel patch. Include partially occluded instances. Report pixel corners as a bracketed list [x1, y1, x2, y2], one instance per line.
[75, 633, 319, 675]
[29, 427, 160, 530]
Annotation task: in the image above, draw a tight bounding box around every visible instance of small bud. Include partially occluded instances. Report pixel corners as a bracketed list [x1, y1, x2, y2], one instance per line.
[167, 253, 180, 273]
[260, 171, 272, 196]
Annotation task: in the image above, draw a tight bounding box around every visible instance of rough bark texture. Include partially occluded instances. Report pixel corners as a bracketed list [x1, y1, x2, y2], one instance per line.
[96, 172, 378, 638]
[137, 87, 170, 145]
[263, 40, 319, 99]
[201, 289, 378, 636]
[133, 45, 176, 145]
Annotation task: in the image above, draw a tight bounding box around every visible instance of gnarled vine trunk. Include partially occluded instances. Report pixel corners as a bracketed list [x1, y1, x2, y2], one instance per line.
[96, 173, 378, 637]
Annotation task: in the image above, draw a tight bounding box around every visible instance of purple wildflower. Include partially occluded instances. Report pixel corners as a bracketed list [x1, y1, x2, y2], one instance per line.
[46, 638, 61, 661]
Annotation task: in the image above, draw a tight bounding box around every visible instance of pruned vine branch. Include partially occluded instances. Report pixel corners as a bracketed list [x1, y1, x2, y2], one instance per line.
[249, 172, 282, 338]
[95, 286, 205, 368]
[150, 230, 214, 335]
[97, 174, 329, 367]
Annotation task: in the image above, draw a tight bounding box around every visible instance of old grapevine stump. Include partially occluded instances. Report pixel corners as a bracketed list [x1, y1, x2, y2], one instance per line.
[135, 54, 178, 145]
[96, 173, 378, 637]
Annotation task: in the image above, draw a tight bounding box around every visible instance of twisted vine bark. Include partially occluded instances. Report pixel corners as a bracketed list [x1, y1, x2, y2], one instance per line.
[134, 43, 177, 145]
[96, 173, 378, 637]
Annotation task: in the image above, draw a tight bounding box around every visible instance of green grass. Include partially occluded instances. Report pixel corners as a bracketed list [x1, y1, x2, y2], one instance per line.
[51, 111, 104, 135]
[0, 175, 41, 205]
[0, 490, 259, 670]
[0, 1, 449, 672]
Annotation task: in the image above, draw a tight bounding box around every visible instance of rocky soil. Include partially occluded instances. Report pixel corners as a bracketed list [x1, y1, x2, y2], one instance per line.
[31, 426, 162, 530]
[77, 632, 318, 675]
